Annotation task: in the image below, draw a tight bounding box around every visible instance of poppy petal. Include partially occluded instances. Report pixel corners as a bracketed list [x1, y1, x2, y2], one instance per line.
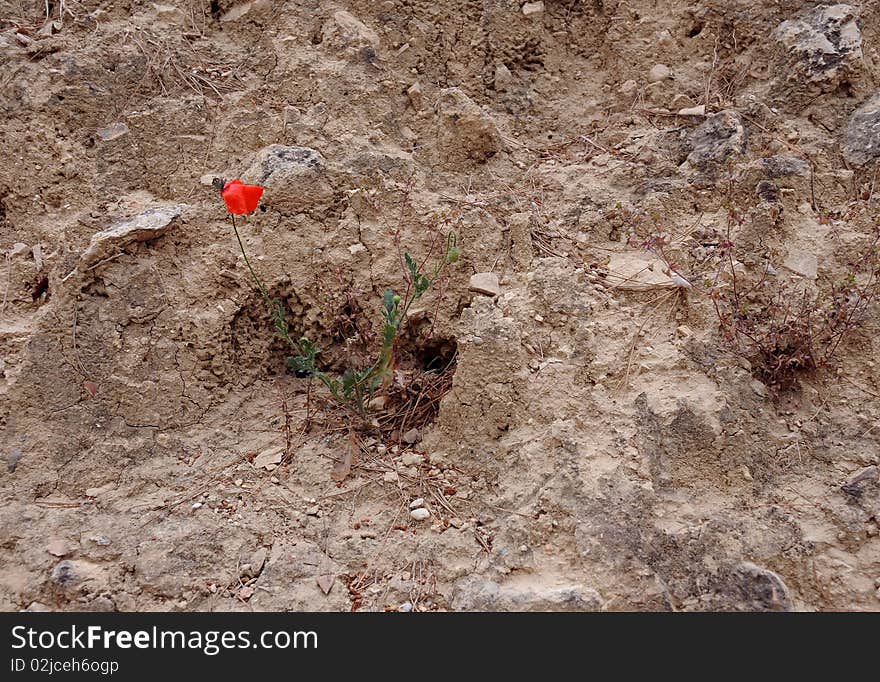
[221, 179, 264, 215]
[222, 188, 248, 214]
[241, 184, 264, 213]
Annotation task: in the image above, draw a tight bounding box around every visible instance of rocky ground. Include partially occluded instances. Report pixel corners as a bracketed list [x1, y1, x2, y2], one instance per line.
[1, 1, 879, 611]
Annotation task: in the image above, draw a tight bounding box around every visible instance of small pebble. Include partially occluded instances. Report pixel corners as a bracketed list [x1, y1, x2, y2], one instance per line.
[46, 540, 70, 558]
[398, 601, 413, 612]
[402, 429, 422, 444]
[468, 272, 501, 297]
[410, 508, 430, 521]
[409, 498, 425, 509]
[191, 502, 203, 510]
[24, 602, 52, 612]
[407, 82, 422, 109]
[620, 79, 638, 97]
[522, 1, 544, 16]
[678, 104, 706, 116]
[368, 395, 388, 410]
[648, 64, 671, 82]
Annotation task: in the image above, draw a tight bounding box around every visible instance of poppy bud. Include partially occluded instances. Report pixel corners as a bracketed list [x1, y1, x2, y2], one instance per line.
[220, 179, 264, 215]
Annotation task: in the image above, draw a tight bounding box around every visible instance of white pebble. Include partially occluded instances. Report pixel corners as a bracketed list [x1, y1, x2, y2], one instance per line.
[410, 508, 430, 521]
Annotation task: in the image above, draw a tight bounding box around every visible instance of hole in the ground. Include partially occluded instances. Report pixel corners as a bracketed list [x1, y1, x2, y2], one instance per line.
[408, 336, 458, 373]
[376, 336, 458, 441]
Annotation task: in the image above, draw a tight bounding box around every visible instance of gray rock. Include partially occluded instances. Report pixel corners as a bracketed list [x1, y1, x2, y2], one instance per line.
[6, 448, 22, 473]
[8, 242, 30, 258]
[50, 560, 78, 586]
[81, 203, 183, 268]
[760, 155, 810, 178]
[245, 144, 325, 184]
[842, 92, 880, 166]
[774, 4, 862, 88]
[841, 465, 879, 498]
[735, 155, 810, 200]
[242, 145, 333, 212]
[452, 576, 603, 611]
[755, 180, 779, 202]
[320, 10, 380, 62]
[729, 562, 793, 611]
[686, 110, 746, 173]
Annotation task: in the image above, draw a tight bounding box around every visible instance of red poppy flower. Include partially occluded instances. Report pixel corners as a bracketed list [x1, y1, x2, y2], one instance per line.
[220, 179, 264, 215]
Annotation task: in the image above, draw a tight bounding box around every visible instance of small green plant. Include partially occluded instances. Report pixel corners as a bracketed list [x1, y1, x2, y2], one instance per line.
[288, 233, 459, 419]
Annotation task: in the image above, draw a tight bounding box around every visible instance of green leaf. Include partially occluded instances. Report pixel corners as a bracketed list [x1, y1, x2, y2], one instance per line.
[287, 356, 312, 375]
[405, 252, 418, 279]
[383, 322, 396, 346]
[382, 288, 395, 317]
[414, 273, 431, 297]
[341, 370, 358, 399]
[369, 374, 383, 393]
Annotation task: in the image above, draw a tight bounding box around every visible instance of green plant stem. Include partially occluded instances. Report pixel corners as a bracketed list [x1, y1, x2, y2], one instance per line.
[232, 215, 270, 302]
[231, 214, 293, 346]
